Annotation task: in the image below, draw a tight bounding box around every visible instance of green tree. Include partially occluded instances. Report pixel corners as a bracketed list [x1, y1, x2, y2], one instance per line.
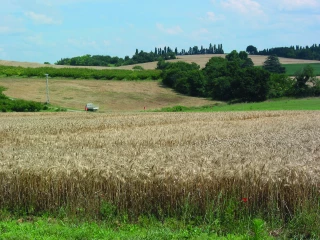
[267, 74, 293, 98]
[226, 50, 254, 68]
[226, 50, 240, 62]
[161, 62, 201, 94]
[246, 45, 258, 54]
[262, 55, 286, 73]
[186, 70, 205, 96]
[209, 76, 233, 100]
[232, 67, 270, 102]
[293, 65, 316, 96]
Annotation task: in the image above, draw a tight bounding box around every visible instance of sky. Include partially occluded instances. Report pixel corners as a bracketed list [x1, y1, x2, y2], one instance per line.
[0, 0, 319, 64]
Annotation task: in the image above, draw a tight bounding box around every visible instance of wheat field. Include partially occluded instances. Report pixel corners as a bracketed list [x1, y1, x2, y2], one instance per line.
[0, 111, 319, 218]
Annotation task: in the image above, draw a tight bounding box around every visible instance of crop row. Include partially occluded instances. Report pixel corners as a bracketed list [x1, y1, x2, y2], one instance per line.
[0, 65, 161, 80]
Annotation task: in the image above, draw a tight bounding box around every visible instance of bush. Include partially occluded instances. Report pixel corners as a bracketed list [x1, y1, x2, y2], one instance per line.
[267, 74, 293, 98]
[292, 65, 317, 97]
[132, 65, 144, 71]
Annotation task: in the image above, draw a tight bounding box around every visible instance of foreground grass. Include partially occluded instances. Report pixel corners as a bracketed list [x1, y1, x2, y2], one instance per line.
[0, 217, 250, 240]
[156, 97, 320, 112]
[283, 63, 320, 76]
[1, 211, 319, 239]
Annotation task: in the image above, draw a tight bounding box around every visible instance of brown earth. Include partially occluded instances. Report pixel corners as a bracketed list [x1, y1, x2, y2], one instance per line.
[0, 78, 217, 111]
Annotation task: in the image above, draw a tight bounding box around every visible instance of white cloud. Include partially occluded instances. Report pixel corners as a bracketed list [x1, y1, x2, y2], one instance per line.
[276, 0, 320, 10]
[25, 11, 62, 24]
[37, 0, 112, 7]
[103, 40, 111, 46]
[190, 28, 210, 41]
[194, 28, 210, 35]
[200, 12, 225, 22]
[156, 23, 183, 35]
[221, 0, 264, 15]
[0, 26, 10, 34]
[0, 15, 25, 34]
[25, 34, 44, 45]
[67, 38, 99, 49]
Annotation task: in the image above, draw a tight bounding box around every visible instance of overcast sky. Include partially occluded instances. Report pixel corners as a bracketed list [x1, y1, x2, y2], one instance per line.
[1, 0, 319, 64]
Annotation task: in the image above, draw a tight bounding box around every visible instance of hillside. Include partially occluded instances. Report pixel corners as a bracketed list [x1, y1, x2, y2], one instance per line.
[0, 78, 216, 111]
[1, 55, 320, 70]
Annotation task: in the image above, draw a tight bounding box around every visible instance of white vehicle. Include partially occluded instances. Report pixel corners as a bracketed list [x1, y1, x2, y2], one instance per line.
[85, 103, 99, 111]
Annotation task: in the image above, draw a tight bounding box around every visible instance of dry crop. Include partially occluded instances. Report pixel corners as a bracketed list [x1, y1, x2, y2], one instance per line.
[0, 111, 319, 220]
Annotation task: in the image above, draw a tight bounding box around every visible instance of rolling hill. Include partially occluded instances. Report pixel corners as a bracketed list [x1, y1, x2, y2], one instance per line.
[1, 54, 320, 70]
[1, 55, 319, 111]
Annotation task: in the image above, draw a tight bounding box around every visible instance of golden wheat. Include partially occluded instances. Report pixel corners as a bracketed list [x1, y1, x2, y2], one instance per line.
[0, 111, 319, 218]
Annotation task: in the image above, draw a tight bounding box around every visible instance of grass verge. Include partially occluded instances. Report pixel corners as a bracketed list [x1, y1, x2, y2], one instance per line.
[1, 200, 319, 240]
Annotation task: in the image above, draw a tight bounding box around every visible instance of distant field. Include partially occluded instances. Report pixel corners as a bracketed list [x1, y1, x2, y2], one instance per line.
[158, 98, 320, 112]
[284, 63, 320, 76]
[1, 55, 319, 70]
[0, 78, 216, 111]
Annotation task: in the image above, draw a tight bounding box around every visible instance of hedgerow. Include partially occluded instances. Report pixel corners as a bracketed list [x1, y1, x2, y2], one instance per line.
[0, 65, 161, 80]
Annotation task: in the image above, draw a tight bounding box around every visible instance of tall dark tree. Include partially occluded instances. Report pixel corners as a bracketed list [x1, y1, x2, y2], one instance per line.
[262, 55, 286, 74]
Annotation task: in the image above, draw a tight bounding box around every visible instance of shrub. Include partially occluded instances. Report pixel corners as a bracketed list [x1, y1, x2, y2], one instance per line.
[132, 65, 144, 71]
[267, 74, 293, 98]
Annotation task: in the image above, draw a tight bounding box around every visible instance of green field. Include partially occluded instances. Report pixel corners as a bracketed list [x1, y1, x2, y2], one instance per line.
[283, 63, 320, 76]
[156, 97, 320, 112]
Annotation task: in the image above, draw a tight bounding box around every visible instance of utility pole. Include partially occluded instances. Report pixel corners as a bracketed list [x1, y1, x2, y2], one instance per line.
[45, 74, 50, 104]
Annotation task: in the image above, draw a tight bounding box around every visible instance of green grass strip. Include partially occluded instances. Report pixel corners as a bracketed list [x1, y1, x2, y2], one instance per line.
[283, 63, 320, 76]
[155, 97, 320, 112]
[0, 218, 248, 240]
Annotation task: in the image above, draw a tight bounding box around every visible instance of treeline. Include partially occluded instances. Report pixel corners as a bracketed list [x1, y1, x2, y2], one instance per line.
[254, 44, 320, 60]
[176, 43, 224, 55]
[54, 43, 224, 67]
[0, 65, 161, 80]
[159, 51, 320, 103]
[0, 86, 46, 112]
[55, 48, 176, 67]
